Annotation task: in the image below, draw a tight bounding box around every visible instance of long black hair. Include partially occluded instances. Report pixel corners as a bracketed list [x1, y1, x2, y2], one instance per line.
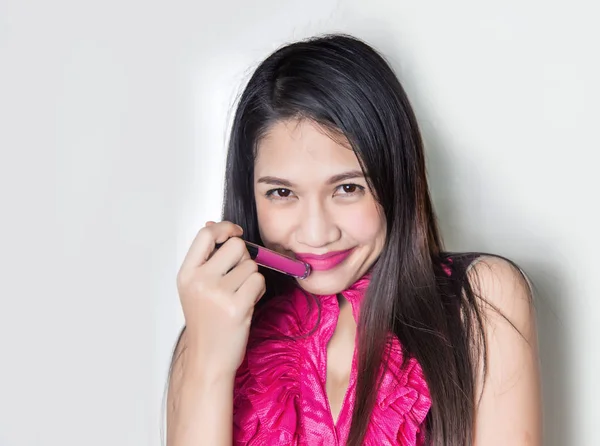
[170, 33, 530, 445]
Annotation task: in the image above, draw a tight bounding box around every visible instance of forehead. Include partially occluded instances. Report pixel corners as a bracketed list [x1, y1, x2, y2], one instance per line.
[254, 120, 361, 176]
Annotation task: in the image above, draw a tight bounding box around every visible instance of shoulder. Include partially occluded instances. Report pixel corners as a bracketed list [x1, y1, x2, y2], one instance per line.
[463, 255, 542, 445]
[464, 255, 535, 335]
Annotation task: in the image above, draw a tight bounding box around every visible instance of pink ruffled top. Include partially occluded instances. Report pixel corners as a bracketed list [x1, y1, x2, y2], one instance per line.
[233, 272, 438, 445]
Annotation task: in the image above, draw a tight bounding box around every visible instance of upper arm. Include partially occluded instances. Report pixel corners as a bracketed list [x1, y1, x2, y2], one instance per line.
[468, 256, 542, 446]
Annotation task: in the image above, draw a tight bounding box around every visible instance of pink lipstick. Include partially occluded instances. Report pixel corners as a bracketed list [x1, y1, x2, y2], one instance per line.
[294, 248, 354, 271]
[215, 240, 311, 279]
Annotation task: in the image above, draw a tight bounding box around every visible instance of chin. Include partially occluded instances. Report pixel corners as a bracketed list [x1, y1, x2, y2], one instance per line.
[294, 269, 359, 295]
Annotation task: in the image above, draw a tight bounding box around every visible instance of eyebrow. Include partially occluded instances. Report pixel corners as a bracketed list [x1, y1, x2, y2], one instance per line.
[256, 170, 365, 188]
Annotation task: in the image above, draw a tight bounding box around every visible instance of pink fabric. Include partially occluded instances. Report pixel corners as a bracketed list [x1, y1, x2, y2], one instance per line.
[233, 274, 436, 445]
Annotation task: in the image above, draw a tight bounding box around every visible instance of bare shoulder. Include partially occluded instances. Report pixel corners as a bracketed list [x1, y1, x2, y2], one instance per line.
[466, 254, 535, 336]
[466, 255, 542, 446]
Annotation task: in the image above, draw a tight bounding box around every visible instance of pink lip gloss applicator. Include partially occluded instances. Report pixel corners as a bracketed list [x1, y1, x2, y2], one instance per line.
[215, 240, 311, 280]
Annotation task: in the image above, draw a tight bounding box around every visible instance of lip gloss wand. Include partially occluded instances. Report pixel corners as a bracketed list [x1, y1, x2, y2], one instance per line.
[215, 240, 311, 280]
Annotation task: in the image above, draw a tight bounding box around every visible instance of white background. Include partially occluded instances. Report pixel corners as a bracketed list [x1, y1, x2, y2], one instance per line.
[1, 1, 598, 445]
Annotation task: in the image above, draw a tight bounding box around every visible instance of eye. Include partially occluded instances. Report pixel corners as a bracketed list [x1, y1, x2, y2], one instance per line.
[265, 188, 294, 199]
[335, 183, 364, 196]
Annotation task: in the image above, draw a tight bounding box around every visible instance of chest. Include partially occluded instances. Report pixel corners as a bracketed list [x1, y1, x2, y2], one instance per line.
[325, 295, 356, 425]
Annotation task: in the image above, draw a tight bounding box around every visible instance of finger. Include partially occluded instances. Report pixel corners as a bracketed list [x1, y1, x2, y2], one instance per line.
[203, 236, 251, 276]
[235, 272, 266, 307]
[220, 259, 259, 293]
[181, 221, 243, 270]
[205, 221, 216, 227]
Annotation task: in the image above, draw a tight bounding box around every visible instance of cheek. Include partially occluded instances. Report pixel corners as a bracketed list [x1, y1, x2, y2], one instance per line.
[255, 198, 291, 245]
[341, 201, 386, 243]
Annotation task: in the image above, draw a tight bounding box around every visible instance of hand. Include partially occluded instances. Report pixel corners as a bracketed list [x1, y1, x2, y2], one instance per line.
[176, 221, 265, 379]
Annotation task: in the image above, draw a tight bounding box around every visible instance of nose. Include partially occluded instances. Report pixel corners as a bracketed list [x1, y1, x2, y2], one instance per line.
[294, 199, 341, 248]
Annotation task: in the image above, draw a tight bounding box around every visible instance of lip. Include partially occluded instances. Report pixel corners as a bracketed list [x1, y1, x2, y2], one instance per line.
[294, 248, 354, 271]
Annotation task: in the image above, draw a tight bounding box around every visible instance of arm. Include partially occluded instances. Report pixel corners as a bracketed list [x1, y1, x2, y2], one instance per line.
[166, 221, 265, 446]
[469, 256, 542, 445]
[166, 328, 234, 446]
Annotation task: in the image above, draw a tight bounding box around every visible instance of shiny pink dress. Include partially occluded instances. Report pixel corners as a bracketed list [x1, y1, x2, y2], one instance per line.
[233, 272, 437, 445]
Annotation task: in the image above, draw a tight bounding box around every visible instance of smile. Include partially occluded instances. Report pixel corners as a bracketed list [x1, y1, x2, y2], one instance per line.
[294, 248, 354, 271]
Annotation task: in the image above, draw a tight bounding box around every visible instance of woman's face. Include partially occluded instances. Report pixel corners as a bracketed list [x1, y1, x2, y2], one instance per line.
[254, 119, 386, 295]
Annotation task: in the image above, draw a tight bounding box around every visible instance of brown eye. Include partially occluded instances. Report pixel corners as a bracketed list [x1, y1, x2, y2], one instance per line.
[334, 183, 365, 197]
[266, 188, 294, 199]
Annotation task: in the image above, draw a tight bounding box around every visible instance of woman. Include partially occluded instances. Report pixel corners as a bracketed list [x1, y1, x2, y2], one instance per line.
[167, 34, 542, 445]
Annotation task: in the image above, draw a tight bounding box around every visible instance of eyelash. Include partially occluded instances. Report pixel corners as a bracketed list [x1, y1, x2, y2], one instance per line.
[265, 184, 365, 200]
